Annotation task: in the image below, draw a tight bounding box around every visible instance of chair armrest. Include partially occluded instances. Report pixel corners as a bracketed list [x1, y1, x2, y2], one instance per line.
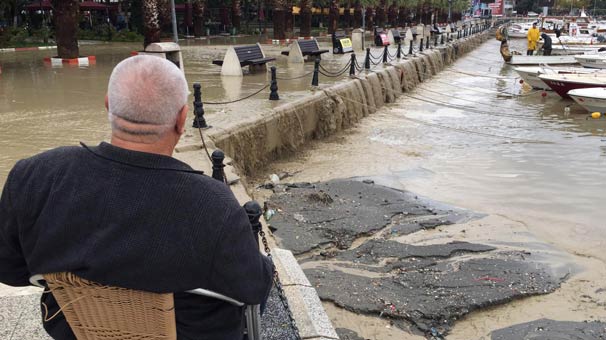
[185, 288, 245, 307]
[29, 274, 45, 288]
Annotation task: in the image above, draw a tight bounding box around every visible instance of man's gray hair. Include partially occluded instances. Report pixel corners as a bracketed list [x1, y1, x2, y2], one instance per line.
[108, 55, 188, 137]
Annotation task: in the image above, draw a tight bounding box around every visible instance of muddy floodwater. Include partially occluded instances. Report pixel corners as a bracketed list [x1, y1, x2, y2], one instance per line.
[255, 38, 606, 338]
[2, 35, 606, 339]
[0, 37, 350, 184]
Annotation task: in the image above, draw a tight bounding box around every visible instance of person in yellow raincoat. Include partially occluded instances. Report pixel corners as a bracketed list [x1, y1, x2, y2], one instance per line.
[527, 22, 540, 55]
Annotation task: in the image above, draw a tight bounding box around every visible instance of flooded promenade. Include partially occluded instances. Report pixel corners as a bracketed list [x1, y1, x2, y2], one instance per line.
[255, 37, 606, 338]
[2, 31, 606, 339]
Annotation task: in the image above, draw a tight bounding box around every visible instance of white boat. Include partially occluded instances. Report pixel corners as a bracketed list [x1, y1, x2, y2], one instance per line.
[575, 54, 606, 68]
[514, 65, 602, 90]
[508, 54, 579, 65]
[508, 22, 537, 38]
[538, 73, 606, 98]
[568, 87, 606, 112]
[550, 44, 605, 55]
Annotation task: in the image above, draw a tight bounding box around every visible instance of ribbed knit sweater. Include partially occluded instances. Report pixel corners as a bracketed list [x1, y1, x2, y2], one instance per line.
[0, 142, 273, 340]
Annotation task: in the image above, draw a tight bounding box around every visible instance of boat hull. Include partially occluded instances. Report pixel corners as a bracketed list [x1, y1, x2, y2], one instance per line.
[540, 78, 605, 98]
[515, 67, 552, 90]
[509, 55, 578, 65]
[568, 88, 606, 112]
[574, 55, 606, 69]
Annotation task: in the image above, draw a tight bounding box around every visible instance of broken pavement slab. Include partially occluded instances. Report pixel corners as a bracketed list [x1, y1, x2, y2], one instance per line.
[266, 179, 564, 337]
[491, 319, 606, 340]
[267, 179, 474, 255]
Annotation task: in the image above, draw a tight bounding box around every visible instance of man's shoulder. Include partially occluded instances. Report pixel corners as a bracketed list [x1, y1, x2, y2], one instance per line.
[14, 146, 87, 171]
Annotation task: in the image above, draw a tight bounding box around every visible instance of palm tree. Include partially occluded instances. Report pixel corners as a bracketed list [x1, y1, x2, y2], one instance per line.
[192, 0, 205, 37]
[142, 0, 161, 47]
[232, 0, 242, 31]
[300, 0, 312, 36]
[51, 0, 79, 59]
[375, 0, 386, 27]
[328, 0, 339, 34]
[273, 0, 288, 39]
[353, 0, 362, 28]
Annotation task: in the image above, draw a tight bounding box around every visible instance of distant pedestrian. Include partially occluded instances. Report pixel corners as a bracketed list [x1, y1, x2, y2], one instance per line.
[527, 22, 540, 55]
[540, 27, 552, 56]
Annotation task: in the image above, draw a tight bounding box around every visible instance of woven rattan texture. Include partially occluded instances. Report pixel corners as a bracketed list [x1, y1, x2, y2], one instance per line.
[44, 272, 177, 340]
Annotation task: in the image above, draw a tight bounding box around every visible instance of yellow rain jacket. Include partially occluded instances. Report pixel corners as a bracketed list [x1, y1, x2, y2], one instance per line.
[527, 26, 540, 50]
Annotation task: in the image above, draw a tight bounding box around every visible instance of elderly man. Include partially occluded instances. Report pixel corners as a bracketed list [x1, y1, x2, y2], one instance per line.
[0, 55, 273, 339]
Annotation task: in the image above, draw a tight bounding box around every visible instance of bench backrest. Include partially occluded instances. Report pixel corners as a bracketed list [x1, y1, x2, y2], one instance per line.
[333, 30, 346, 39]
[234, 44, 265, 62]
[298, 39, 321, 52]
[391, 29, 402, 38]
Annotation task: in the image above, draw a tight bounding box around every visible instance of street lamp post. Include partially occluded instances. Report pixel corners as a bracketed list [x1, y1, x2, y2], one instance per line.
[170, 0, 178, 43]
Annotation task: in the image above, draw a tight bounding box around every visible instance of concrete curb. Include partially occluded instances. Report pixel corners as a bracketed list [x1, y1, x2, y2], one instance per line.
[0, 46, 56, 53]
[174, 139, 340, 339]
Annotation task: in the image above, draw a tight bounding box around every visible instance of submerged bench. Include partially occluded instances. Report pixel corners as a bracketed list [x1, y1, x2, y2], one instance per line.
[332, 30, 353, 54]
[281, 39, 329, 63]
[212, 43, 276, 76]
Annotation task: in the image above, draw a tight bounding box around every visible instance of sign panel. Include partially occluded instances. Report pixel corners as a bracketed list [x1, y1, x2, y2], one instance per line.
[340, 38, 353, 53]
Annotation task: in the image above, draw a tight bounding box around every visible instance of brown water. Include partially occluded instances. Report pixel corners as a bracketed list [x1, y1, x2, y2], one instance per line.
[0, 38, 355, 184]
[256, 38, 606, 338]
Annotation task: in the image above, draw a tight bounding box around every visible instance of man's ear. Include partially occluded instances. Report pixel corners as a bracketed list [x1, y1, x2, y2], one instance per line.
[176, 105, 188, 135]
[105, 94, 109, 110]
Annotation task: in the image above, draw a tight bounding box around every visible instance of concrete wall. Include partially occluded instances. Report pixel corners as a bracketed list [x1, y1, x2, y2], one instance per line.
[208, 33, 490, 176]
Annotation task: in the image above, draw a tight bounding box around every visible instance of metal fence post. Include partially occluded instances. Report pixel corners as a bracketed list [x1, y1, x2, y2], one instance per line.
[269, 66, 279, 101]
[191, 83, 209, 129]
[365, 48, 371, 69]
[441, 34, 444, 45]
[312, 57, 320, 86]
[420, 38, 424, 52]
[397, 42, 402, 58]
[409, 40, 413, 54]
[244, 201, 262, 244]
[426, 37, 430, 49]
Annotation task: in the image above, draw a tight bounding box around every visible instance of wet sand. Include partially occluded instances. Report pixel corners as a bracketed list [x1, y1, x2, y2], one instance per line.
[251, 38, 606, 338]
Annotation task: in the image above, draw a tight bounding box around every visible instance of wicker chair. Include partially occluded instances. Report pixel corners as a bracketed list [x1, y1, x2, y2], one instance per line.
[29, 272, 257, 340]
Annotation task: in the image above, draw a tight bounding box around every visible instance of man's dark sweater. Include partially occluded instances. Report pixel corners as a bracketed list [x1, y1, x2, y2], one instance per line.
[0, 142, 273, 340]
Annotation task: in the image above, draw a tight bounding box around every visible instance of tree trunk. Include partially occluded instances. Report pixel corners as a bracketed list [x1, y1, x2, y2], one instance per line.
[286, 0, 293, 35]
[157, 0, 171, 31]
[353, 1, 362, 29]
[365, 7, 374, 30]
[387, 2, 397, 26]
[343, 0, 351, 28]
[375, 0, 386, 27]
[328, 0, 338, 34]
[232, 0, 241, 30]
[300, 0, 312, 37]
[51, 0, 79, 59]
[273, 0, 286, 39]
[398, 6, 407, 27]
[143, 0, 161, 47]
[192, 0, 205, 37]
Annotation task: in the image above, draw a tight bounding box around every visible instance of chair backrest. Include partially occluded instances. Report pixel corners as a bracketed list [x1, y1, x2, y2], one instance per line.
[44, 272, 177, 340]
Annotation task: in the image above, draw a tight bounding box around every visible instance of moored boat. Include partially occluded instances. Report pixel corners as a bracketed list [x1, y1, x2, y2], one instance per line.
[575, 54, 606, 68]
[538, 73, 606, 98]
[568, 87, 606, 112]
[514, 66, 602, 90]
[507, 55, 579, 65]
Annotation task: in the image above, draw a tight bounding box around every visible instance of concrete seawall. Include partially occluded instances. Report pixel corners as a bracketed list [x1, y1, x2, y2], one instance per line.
[208, 32, 491, 176]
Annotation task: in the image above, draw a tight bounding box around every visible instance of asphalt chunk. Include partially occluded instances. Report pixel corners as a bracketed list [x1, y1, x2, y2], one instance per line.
[491, 319, 606, 340]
